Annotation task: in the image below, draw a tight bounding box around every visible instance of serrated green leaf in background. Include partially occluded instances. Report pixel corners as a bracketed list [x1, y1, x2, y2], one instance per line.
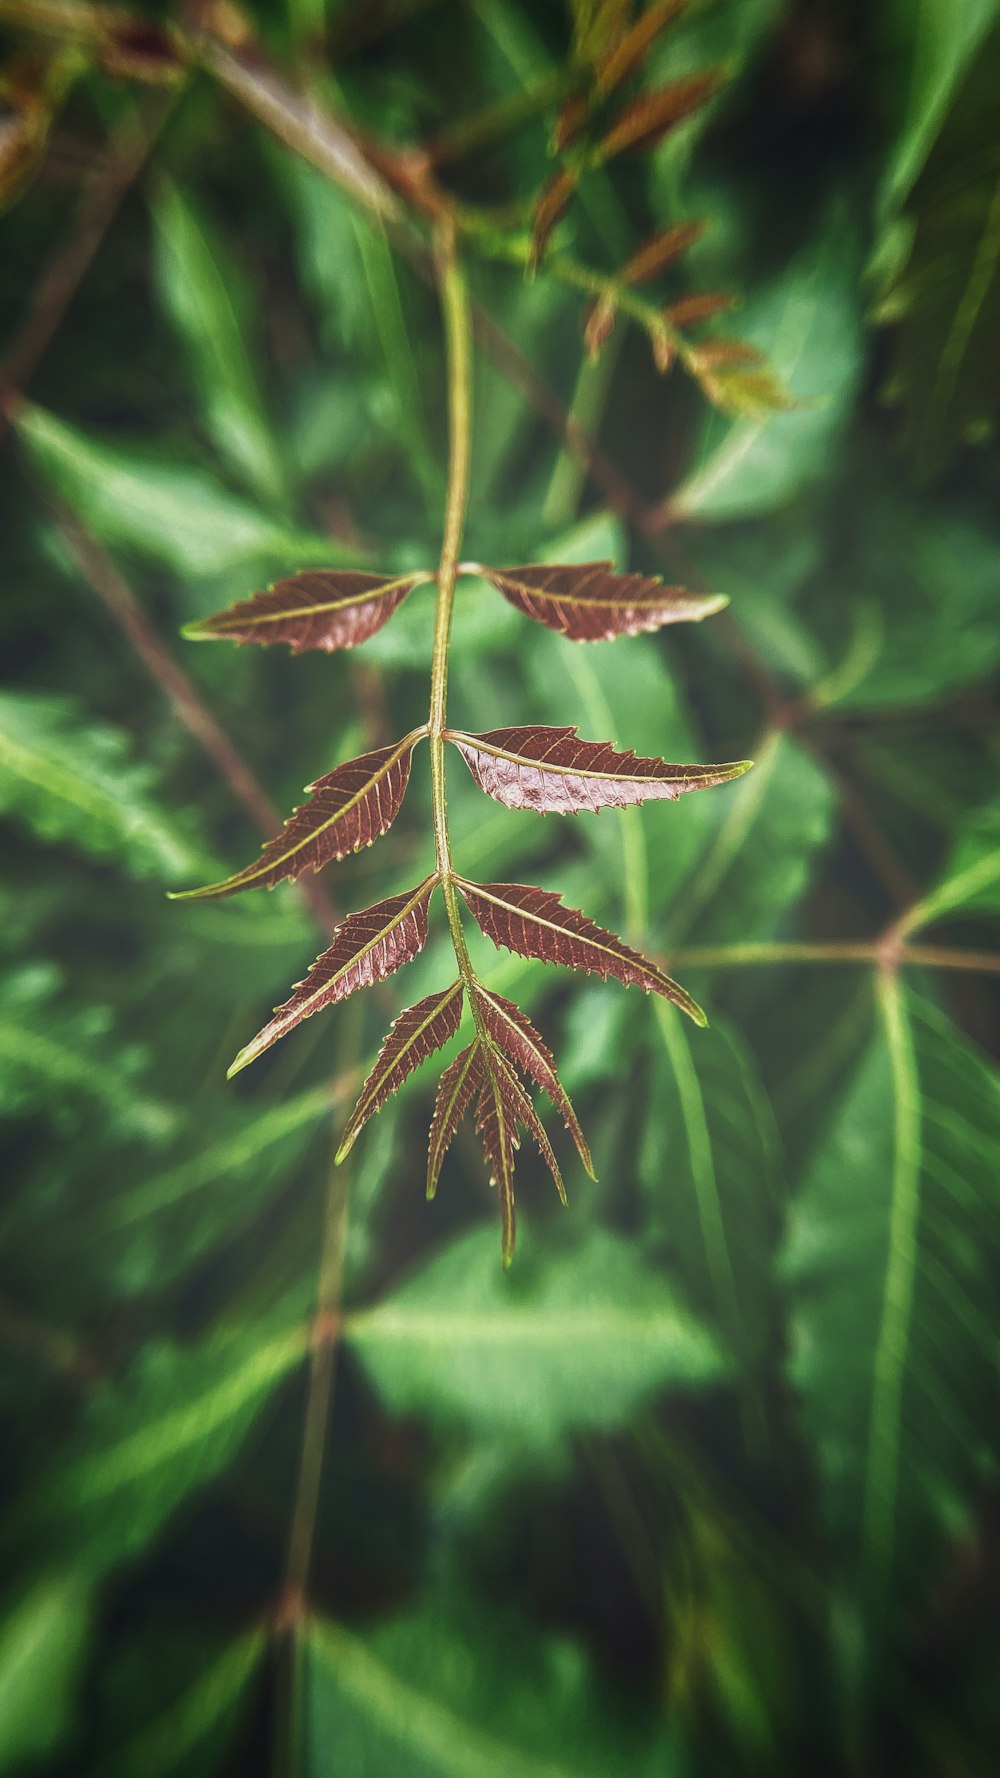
[153, 183, 288, 509]
[15, 404, 345, 578]
[346, 1227, 727, 1448]
[668, 216, 863, 523]
[783, 987, 1000, 1641]
[0, 691, 202, 880]
[306, 1596, 684, 1778]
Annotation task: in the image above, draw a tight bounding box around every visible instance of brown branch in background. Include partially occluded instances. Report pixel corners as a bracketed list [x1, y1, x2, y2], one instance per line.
[0, 91, 175, 447]
[668, 940, 1000, 975]
[52, 508, 339, 934]
[0, 1288, 99, 1383]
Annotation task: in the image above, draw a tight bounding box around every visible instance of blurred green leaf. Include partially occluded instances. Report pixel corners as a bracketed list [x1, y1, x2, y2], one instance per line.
[93, 1630, 265, 1778]
[306, 1594, 685, 1778]
[14, 1320, 307, 1582]
[642, 1006, 781, 1365]
[902, 801, 1000, 930]
[662, 732, 834, 951]
[877, 0, 1000, 216]
[818, 478, 1000, 708]
[0, 1573, 91, 1774]
[880, 28, 1000, 479]
[669, 216, 862, 522]
[16, 404, 345, 578]
[153, 182, 287, 509]
[347, 1226, 727, 1447]
[783, 987, 1000, 1634]
[0, 691, 201, 880]
[0, 963, 174, 1144]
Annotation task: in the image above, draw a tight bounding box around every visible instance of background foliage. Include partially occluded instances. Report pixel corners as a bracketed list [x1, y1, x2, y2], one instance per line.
[2, 0, 1000, 1772]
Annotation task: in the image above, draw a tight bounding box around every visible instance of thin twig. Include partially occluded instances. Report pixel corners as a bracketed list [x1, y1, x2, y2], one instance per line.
[52, 505, 339, 934]
[0, 92, 176, 446]
[668, 940, 1000, 975]
[0, 1288, 99, 1383]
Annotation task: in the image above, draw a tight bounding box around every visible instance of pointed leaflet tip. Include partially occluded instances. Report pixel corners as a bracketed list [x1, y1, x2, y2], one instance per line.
[472, 984, 594, 1179]
[182, 570, 432, 653]
[226, 1044, 257, 1080]
[338, 980, 465, 1162]
[457, 878, 706, 1025]
[170, 732, 424, 901]
[476, 563, 725, 642]
[427, 1040, 485, 1198]
[228, 876, 438, 1077]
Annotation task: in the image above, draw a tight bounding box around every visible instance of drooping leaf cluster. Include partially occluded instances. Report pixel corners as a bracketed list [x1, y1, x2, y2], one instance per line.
[177, 557, 745, 1259]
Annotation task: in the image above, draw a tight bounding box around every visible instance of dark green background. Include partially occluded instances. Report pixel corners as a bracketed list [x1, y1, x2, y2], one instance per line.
[2, 1, 999, 1772]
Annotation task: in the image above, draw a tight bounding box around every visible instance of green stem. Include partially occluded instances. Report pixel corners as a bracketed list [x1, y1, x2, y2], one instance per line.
[429, 233, 476, 990]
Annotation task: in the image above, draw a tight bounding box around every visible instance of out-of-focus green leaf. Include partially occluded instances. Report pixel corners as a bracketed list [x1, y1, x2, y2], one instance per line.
[783, 986, 1000, 1635]
[0, 963, 174, 1143]
[642, 1006, 781, 1365]
[347, 1226, 727, 1447]
[306, 1595, 684, 1778]
[93, 1630, 265, 1778]
[0, 692, 201, 880]
[901, 801, 1000, 931]
[0, 1573, 91, 1774]
[662, 732, 834, 951]
[668, 217, 862, 522]
[877, 0, 1000, 217]
[13, 1321, 307, 1581]
[880, 29, 1000, 479]
[16, 405, 343, 577]
[817, 480, 1000, 708]
[152, 183, 287, 508]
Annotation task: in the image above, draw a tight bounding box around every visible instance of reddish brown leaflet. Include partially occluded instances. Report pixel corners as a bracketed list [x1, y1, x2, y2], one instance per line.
[337, 980, 464, 1162]
[183, 569, 431, 653]
[599, 71, 727, 160]
[173, 732, 424, 899]
[447, 725, 751, 815]
[472, 984, 593, 1178]
[228, 877, 437, 1076]
[457, 878, 707, 1025]
[469, 562, 724, 641]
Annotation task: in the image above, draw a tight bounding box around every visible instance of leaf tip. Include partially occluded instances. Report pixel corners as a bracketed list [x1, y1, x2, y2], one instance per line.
[226, 1044, 257, 1080]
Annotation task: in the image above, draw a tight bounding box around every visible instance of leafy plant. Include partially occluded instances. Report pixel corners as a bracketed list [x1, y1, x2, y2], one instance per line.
[172, 273, 751, 1260]
[2, 1, 1000, 1775]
